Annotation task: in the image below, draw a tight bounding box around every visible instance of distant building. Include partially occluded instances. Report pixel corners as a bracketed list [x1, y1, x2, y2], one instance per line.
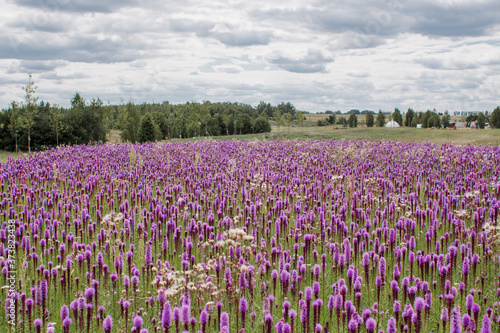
[385, 121, 400, 128]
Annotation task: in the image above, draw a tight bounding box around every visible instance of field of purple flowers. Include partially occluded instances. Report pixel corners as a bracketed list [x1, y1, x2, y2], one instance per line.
[1, 140, 499, 333]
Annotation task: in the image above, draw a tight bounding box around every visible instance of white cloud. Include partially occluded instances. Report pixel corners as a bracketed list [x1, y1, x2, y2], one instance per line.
[0, 0, 499, 112]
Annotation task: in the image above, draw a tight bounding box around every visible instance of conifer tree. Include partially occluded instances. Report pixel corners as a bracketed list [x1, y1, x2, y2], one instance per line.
[137, 113, 158, 143]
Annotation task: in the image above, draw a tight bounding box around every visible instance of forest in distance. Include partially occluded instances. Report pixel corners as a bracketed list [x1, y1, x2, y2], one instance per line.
[0, 77, 278, 152]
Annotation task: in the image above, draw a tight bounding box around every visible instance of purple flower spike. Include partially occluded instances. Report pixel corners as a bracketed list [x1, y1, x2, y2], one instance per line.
[305, 286, 313, 301]
[387, 317, 397, 333]
[414, 297, 425, 312]
[158, 290, 166, 307]
[133, 315, 143, 330]
[348, 317, 358, 333]
[62, 317, 72, 331]
[70, 299, 79, 319]
[220, 312, 229, 330]
[366, 317, 377, 333]
[481, 314, 491, 333]
[200, 309, 209, 333]
[103, 315, 113, 333]
[34, 318, 42, 333]
[84, 287, 95, 303]
[60, 305, 69, 321]
[162, 302, 172, 331]
[451, 307, 462, 333]
[239, 297, 248, 313]
[181, 304, 190, 330]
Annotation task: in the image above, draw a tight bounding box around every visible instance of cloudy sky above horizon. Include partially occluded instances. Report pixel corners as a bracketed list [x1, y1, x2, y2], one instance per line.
[1, 0, 499, 112]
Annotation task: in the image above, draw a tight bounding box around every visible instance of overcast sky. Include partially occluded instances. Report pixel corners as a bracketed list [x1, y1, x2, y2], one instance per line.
[1, 0, 499, 112]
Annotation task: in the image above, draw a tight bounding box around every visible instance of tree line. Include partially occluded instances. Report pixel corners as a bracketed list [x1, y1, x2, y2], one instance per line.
[318, 107, 500, 129]
[0, 75, 282, 152]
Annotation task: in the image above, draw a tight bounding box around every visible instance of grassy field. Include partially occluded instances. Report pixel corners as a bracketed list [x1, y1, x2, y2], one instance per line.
[0, 151, 25, 163]
[176, 125, 500, 146]
[269, 125, 500, 145]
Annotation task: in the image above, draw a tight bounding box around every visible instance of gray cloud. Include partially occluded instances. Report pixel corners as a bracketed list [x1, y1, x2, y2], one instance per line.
[0, 32, 145, 63]
[168, 19, 214, 38]
[415, 56, 480, 71]
[406, 1, 500, 37]
[211, 30, 273, 47]
[12, 0, 142, 13]
[268, 49, 334, 73]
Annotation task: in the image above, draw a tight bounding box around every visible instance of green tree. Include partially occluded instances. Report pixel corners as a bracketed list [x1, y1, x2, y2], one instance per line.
[284, 113, 292, 131]
[296, 111, 306, 127]
[421, 110, 434, 128]
[376, 110, 385, 127]
[428, 114, 441, 128]
[411, 116, 418, 127]
[236, 114, 253, 134]
[442, 111, 451, 128]
[71, 92, 86, 109]
[228, 116, 235, 135]
[273, 107, 283, 129]
[476, 112, 486, 129]
[87, 98, 107, 143]
[392, 108, 403, 126]
[257, 101, 274, 118]
[326, 114, 336, 125]
[405, 108, 415, 127]
[121, 103, 141, 142]
[348, 113, 358, 128]
[490, 107, 500, 128]
[137, 113, 159, 142]
[199, 102, 211, 136]
[8, 101, 21, 152]
[49, 104, 64, 146]
[366, 111, 374, 127]
[253, 116, 271, 133]
[186, 103, 201, 137]
[337, 117, 347, 127]
[277, 102, 296, 119]
[21, 73, 39, 153]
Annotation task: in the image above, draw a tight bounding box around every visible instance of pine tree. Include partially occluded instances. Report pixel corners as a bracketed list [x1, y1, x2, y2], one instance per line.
[137, 113, 158, 143]
[491, 107, 500, 128]
[404, 108, 415, 127]
[476, 112, 486, 129]
[442, 111, 451, 128]
[393, 108, 403, 126]
[348, 112, 358, 128]
[366, 112, 374, 127]
[121, 103, 141, 142]
[376, 111, 386, 127]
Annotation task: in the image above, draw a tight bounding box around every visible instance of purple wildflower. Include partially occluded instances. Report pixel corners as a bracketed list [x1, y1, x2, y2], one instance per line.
[451, 307, 461, 333]
[161, 301, 172, 331]
[480, 314, 491, 333]
[366, 317, 377, 333]
[133, 315, 144, 330]
[103, 315, 113, 333]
